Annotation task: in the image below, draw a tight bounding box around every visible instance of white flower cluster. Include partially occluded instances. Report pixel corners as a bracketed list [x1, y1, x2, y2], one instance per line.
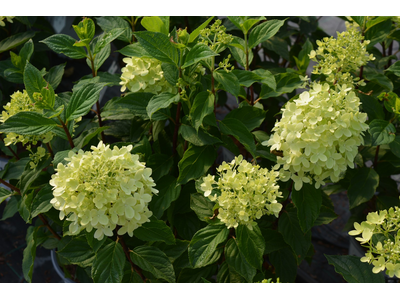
[120, 56, 177, 94]
[349, 206, 400, 278]
[264, 83, 368, 190]
[308, 23, 375, 88]
[200, 155, 282, 229]
[0, 90, 54, 146]
[50, 141, 158, 240]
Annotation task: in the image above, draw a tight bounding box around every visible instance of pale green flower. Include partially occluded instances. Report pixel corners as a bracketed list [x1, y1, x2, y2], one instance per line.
[199, 155, 283, 229]
[120, 56, 177, 94]
[50, 141, 158, 240]
[0, 90, 55, 146]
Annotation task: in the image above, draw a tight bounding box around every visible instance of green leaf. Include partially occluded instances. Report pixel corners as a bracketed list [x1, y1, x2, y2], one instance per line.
[219, 118, 257, 158]
[130, 245, 175, 282]
[190, 91, 214, 132]
[213, 70, 240, 98]
[261, 228, 288, 254]
[389, 135, 400, 158]
[108, 93, 154, 120]
[269, 247, 297, 283]
[45, 63, 66, 91]
[363, 68, 393, 91]
[188, 224, 229, 268]
[292, 182, 322, 233]
[0, 31, 36, 54]
[1, 196, 19, 221]
[20, 157, 51, 195]
[179, 124, 221, 147]
[351, 16, 365, 28]
[66, 83, 105, 121]
[278, 207, 311, 263]
[358, 94, 385, 121]
[259, 72, 302, 99]
[0, 187, 13, 205]
[22, 226, 37, 282]
[262, 36, 290, 61]
[227, 17, 247, 31]
[348, 167, 379, 209]
[161, 63, 179, 86]
[117, 43, 149, 57]
[73, 126, 108, 149]
[57, 236, 95, 268]
[182, 43, 218, 69]
[92, 241, 125, 283]
[23, 62, 47, 102]
[147, 93, 180, 120]
[241, 17, 266, 34]
[19, 39, 34, 70]
[385, 61, 400, 77]
[178, 265, 216, 283]
[236, 224, 265, 270]
[40, 34, 87, 59]
[190, 193, 214, 222]
[248, 19, 286, 49]
[294, 39, 313, 74]
[0, 112, 58, 135]
[177, 144, 217, 185]
[189, 16, 214, 43]
[141, 17, 168, 35]
[93, 28, 125, 55]
[326, 255, 385, 283]
[134, 31, 178, 65]
[72, 18, 95, 44]
[86, 231, 107, 253]
[369, 119, 396, 146]
[149, 175, 181, 219]
[365, 19, 392, 48]
[95, 16, 132, 43]
[224, 104, 266, 131]
[134, 218, 176, 245]
[232, 69, 275, 89]
[30, 184, 53, 219]
[229, 37, 253, 68]
[225, 238, 256, 283]
[146, 154, 173, 181]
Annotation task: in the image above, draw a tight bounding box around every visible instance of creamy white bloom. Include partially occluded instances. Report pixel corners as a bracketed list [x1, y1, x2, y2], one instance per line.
[120, 56, 177, 94]
[200, 155, 282, 229]
[50, 141, 158, 240]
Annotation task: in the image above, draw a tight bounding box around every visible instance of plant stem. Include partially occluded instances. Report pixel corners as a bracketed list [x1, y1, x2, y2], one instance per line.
[373, 145, 380, 168]
[38, 214, 61, 240]
[57, 116, 75, 149]
[46, 143, 54, 159]
[0, 136, 19, 160]
[117, 232, 145, 281]
[172, 102, 182, 155]
[0, 178, 20, 194]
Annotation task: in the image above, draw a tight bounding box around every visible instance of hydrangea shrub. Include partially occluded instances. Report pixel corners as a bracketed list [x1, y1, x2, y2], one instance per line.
[0, 15, 399, 284]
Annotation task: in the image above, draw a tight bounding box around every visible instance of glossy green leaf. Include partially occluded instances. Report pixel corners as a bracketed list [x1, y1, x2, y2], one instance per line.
[93, 28, 125, 55]
[161, 63, 179, 86]
[348, 167, 379, 209]
[0, 112, 58, 135]
[225, 239, 256, 283]
[22, 226, 37, 282]
[190, 193, 214, 222]
[190, 91, 214, 132]
[92, 241, 125, 283]
[117, 43, 149, 57]
[224, 104, 266, 131]
[149, 175, 181, 219]
[236, 224, 265, 270]
[369, 119, 396, 146]
[134, 218, 176, 245]
[23, 62, 47, 102]
[57, 235, 95, 267]
[326, 255, 384, 283]
[1, 196, 19, 221]
[389, 135, 400, 158]
[177, 144, 216, 185]
[130, 245, 175, 282]
[147, 93, 180, 120]
[66, 83, 105, 121]
[292, 182, 322, 233]
[269, 247, 297, 283]
[179, 124, 221, 147]
[45, 63, 66, 91]
[182, 43, 218, 69]
[213, 70, 240, 98]
[134, 31, 178, 65]
[278, 207, 312, 263]
[41, 34, 87, 59]
[219, 118, 257, 158]
[30, 184, 53, 218]
[248, 19, 286, 49]
[96, 16, 133, 43]
[188, 224, 229, 268]
[0, 31, 36, 54]
[141, 16, 168, 35]
[189, 17, 214, 43]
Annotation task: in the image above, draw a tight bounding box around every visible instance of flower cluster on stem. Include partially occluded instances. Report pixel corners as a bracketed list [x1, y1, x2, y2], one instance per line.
[200, 155, 282, 229]
[50, 141, 158, 240]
